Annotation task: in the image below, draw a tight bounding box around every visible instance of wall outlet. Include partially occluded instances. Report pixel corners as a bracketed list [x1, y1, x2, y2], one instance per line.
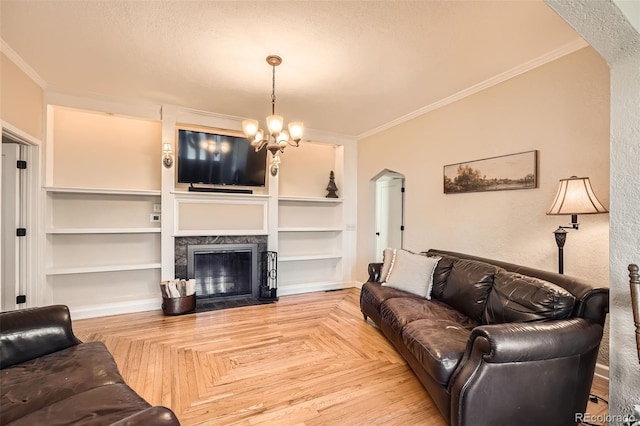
[153, 203, 161, 213]
[150, 213, 161, 223]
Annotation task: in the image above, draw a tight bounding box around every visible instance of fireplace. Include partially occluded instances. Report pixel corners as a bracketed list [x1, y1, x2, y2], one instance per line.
[175, 235, 272, 311]
[187, 243, 259, 302]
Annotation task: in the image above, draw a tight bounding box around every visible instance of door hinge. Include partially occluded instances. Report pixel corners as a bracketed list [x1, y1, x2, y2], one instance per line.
[401, 187, 405, 193]
[16, 228, 27, 237]
[16, 295, 26, 304]
[16, 160, 27, 169]
[400, 226, 405, 231]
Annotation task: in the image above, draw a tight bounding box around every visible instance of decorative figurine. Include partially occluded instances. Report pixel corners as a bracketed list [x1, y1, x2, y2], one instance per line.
[326, 170, 339, 198]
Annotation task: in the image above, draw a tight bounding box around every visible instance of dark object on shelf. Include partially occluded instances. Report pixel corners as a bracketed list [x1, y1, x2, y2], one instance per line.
[260, 251, 278, 301]
[0, 305, 180, 425]
[326, 170, 339, 198]
[162, 294, 196, 315]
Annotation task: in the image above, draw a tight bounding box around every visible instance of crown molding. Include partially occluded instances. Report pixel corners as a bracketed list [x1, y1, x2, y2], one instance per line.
[1, 38, 47, 89]
[1, 119, 42, 146]
[45, 90, 162, 121]
[357, 38, 590, 140]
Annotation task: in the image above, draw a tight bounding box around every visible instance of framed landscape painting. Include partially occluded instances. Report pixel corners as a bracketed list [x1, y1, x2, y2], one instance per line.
[444, 150, 538, 194]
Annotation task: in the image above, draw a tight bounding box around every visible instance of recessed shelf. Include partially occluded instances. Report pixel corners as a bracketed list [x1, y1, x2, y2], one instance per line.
[278, 254, 343, 262]
[278, 196, 343, 203]
[47, 228, 161, 234]
[278, 227, 343, 232]
[47, 262, 161, 275]
[44, 186, 161, 196]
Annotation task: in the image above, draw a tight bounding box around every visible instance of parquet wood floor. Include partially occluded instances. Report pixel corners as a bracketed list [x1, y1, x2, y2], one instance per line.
[73, 288, 608, 425]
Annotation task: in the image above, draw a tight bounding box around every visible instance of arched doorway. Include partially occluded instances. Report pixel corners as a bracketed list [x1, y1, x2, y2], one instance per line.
[370, 169, 405, 262]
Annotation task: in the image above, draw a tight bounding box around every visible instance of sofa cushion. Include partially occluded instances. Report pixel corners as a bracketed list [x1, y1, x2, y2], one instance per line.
[402, 319, 473, 386]
[380, 297, 477, 336]
[6, 383, 151, 426]
[360, 282, 424, 312]
[429, 255, 456, 300]
[440, 259, 500, 323]
[483, 271, 577, 324]
[383, 250, 441, 298]
[0, 341, 124, 424]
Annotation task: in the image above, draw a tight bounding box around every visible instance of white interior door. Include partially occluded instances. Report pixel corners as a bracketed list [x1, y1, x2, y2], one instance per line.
[1, 141, 25, 311]
[375, 177, 404, 261]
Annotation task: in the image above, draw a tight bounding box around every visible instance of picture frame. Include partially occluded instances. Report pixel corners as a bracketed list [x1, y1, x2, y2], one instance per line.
[443, 150, 538, 194]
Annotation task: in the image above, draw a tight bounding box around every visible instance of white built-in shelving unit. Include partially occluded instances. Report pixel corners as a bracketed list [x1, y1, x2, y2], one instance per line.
[44, 185, 162, 315]
[45, 187, 162, 273]
[43, 104, 356, 318]
[276, 195, 345, 293]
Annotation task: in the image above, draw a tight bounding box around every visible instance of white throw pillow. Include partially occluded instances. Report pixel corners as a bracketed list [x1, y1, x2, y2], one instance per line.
[379, 248, 396, 282]
[383, 250, 441, 299]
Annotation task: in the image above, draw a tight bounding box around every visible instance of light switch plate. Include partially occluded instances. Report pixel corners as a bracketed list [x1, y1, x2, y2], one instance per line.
[150, 213, 161, 223]
[153, 204, 162, 213]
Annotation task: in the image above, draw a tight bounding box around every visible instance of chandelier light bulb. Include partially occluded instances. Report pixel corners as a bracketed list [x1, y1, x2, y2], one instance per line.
[252, 129, 264, 146]
[288, 122, 304, 142]
[242, 119, 259, 138]
[277, 130, 290, 146]
[266, 115, 284, 136]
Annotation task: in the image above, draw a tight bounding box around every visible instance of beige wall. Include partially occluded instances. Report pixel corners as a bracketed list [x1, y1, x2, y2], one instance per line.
[357, 47, 609, 287]
[279, 141, 338, 198]
[52, 107, 161, 190]
[1, 53, 43, 139]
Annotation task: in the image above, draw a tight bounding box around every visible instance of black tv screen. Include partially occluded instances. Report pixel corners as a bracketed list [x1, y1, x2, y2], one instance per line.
[177, 129, 267, 187]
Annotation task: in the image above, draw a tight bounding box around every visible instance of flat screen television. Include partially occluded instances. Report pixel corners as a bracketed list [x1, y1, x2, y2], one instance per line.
[177, 129, 267, 187]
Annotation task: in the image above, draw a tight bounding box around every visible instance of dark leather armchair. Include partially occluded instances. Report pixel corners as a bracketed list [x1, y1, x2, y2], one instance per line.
[0, 305, 180, 425]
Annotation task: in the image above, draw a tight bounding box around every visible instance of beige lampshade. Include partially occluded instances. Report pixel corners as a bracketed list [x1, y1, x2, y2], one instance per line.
[547, 176, 608, 215]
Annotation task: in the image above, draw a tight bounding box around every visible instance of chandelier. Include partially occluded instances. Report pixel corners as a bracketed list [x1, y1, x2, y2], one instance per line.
[242, 55, 303, 175]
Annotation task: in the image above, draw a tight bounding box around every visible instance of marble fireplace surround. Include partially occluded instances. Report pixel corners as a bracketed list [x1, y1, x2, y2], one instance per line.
[174, 235, 268, 298]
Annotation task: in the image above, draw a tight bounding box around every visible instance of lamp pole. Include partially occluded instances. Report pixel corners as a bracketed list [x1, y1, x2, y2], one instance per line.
[553, 227, 567, 274]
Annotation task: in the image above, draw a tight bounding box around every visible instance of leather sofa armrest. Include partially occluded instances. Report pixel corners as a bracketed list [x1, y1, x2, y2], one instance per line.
[449, 318, 604, 426]
[469, 318, 603, 363]
[368, 262, 383, 282]
[110, 406, 181, 425]
[0, 305, 82, 369]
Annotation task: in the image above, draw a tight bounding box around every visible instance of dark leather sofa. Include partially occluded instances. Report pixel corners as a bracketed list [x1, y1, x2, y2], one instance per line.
[360, 249, 608, 426]
[0, 305, 180, 425]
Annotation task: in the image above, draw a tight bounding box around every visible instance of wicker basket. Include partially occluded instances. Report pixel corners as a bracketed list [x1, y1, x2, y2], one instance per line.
[162, 294, 196, 316]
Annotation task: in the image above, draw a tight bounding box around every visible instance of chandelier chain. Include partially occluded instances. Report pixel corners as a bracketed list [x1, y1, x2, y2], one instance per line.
[271, 64, 276, 116]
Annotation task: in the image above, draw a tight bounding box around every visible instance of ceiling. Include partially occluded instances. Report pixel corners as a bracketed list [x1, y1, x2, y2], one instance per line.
[0, 1, 584, 137]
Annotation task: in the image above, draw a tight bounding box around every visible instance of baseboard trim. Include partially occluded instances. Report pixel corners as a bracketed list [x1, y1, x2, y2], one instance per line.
[594, 363, 609, 381]
[70, 297, 162, 320]
[278, 281, 359, 297]
[69, 283, 363, 319]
